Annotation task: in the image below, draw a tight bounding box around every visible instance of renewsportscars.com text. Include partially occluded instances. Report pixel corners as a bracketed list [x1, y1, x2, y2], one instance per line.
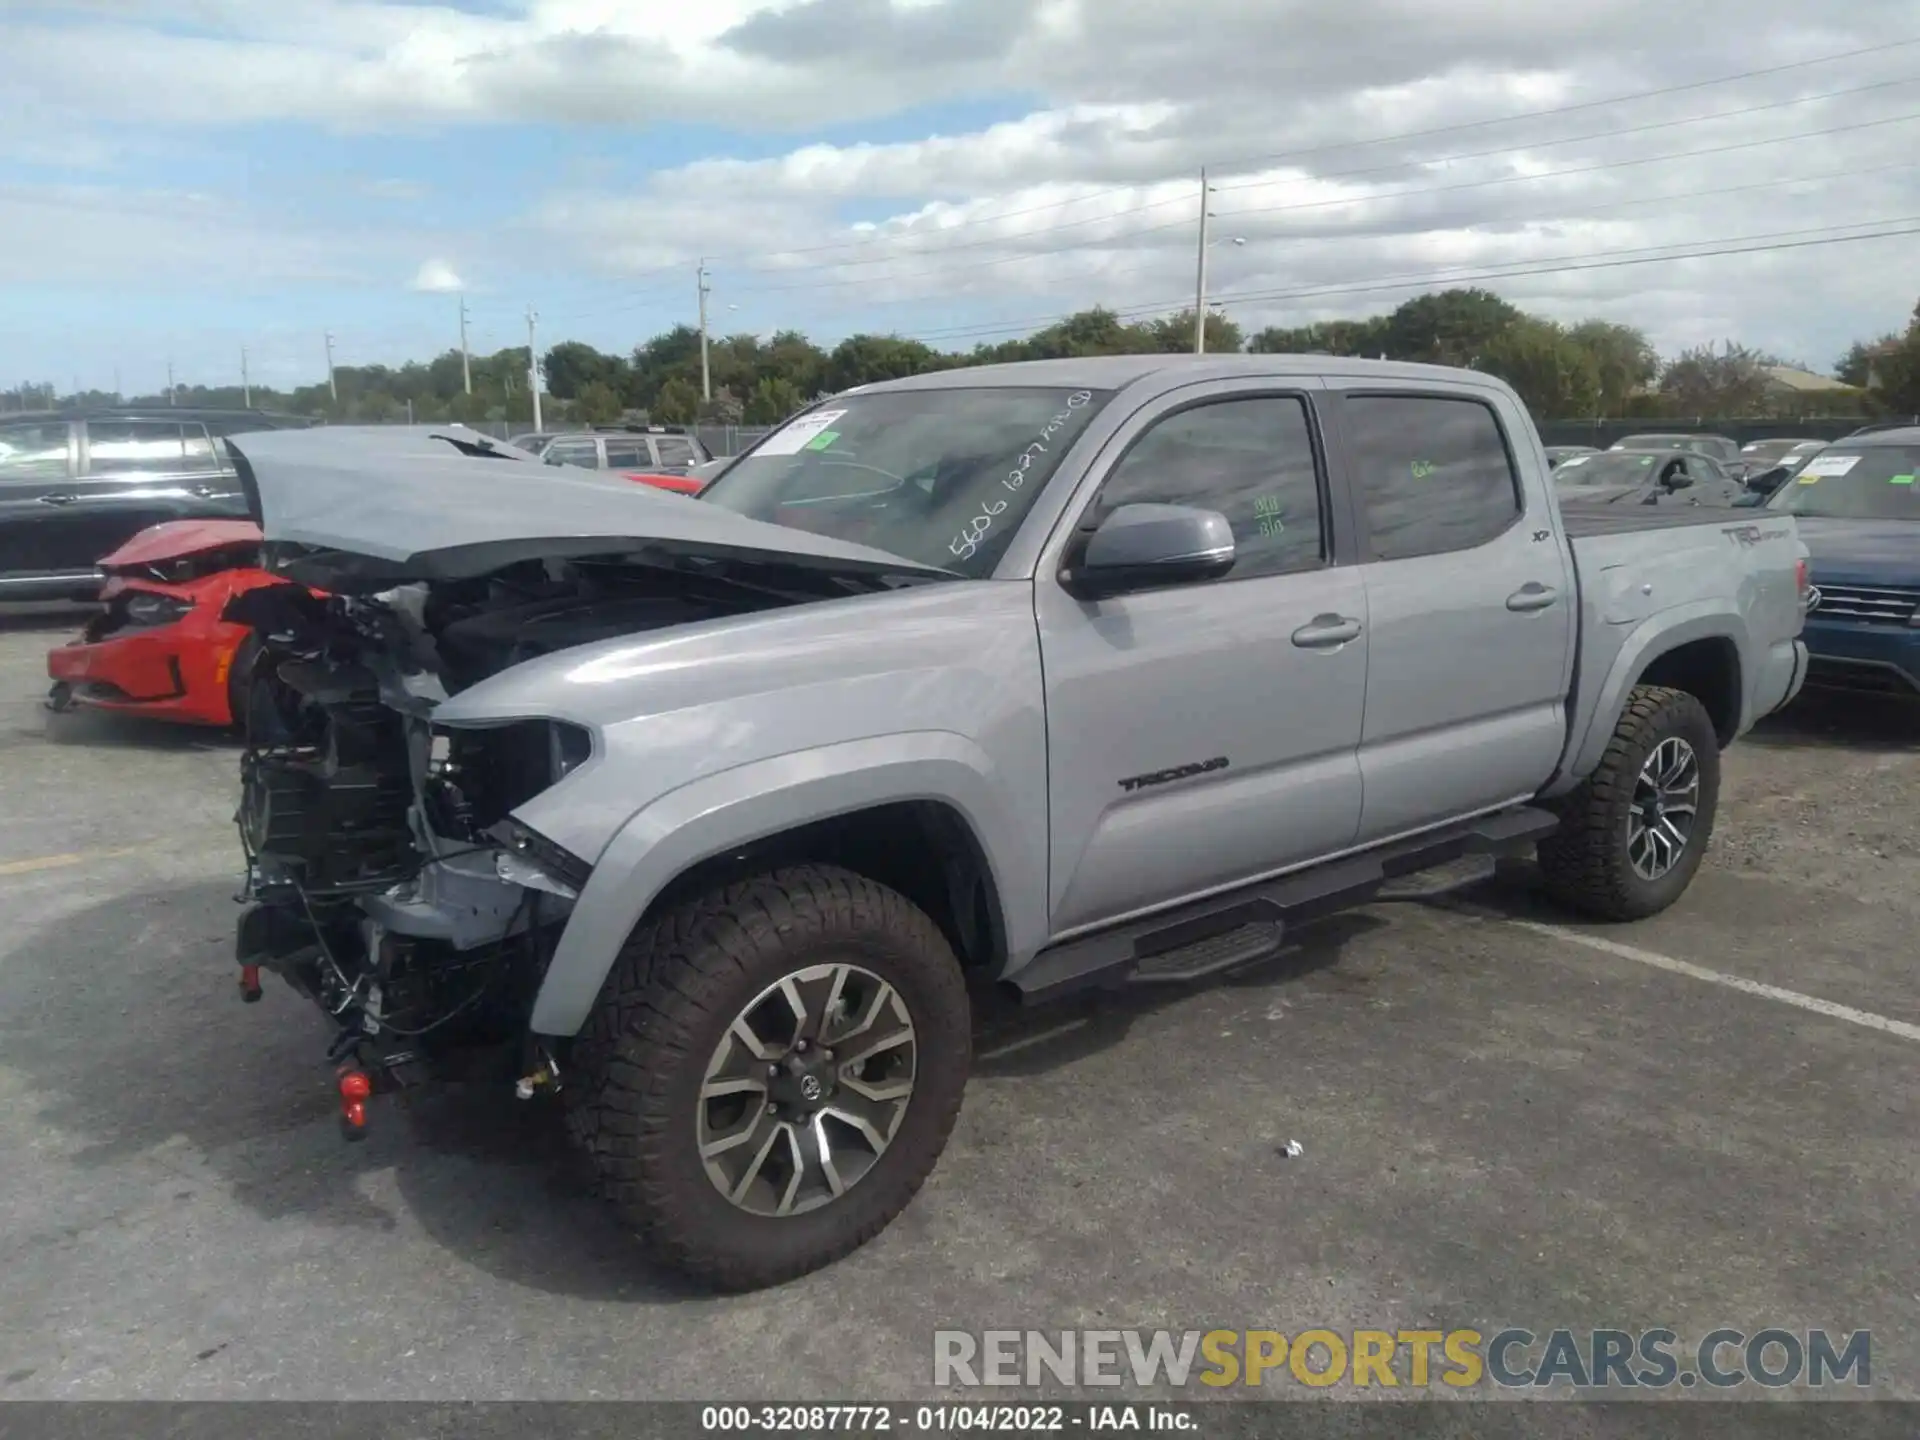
[933, 1328, 1872, 1391]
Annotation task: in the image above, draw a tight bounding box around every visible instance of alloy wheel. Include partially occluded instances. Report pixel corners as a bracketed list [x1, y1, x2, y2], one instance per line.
[1626, 735, 1700, 881]
[697, 961, 917, 1218]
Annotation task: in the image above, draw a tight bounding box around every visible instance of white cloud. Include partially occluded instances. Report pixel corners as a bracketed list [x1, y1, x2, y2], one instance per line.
[4, 0, 1920, 376]
[410, 258, 465, 293]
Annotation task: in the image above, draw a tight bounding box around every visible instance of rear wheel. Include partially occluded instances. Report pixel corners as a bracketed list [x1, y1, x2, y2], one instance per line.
[566, 864, 970, 1290]
[1537, 684, 1720, 921]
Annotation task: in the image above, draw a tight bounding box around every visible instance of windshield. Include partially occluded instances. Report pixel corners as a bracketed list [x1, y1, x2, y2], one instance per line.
[1554, 451, 1665, 487]
[699, 386, 1111, 577]
[1766, 446, 1920, 520]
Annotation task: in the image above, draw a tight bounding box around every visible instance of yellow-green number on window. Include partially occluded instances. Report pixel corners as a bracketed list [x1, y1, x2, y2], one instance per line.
[1410, 460, 1436, 479]
[1253, 495, 1285, 536]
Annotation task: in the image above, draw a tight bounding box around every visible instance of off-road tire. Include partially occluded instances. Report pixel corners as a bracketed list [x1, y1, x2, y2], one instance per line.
[565, 864, 971, 1291]
[1537, 684, 1720, 921]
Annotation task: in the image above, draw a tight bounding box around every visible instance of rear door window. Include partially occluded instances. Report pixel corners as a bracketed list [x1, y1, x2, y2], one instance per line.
[652, 436, 698, 467]
[85, 420, 189, 474]
[543, 439, 600, 468]
[0, 422, 73, 481]
[1343, 394, 1523, 560]
[602, 441, 649, 469]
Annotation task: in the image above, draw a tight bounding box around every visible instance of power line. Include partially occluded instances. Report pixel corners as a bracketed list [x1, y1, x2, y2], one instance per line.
[1209, 73, 1919, 194]
[759, 153, 1920, 326]
[682, 35, 1920, 271]
[1212, 107, 1920, 225]
[529, 36, 1920, 312]
[721, 105, 1920, 305]
[700, 73, 1920, 299]
[905, 218, 1920, 344]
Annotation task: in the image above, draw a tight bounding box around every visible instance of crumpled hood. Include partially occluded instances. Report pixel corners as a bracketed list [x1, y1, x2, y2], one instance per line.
[99, 518, 262, 569]
[1796, 516, 1920, 585]
[224, 426, 951, 590]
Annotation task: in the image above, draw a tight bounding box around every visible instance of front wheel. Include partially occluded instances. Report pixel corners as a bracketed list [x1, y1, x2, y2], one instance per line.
[1537, 684, 1721, 921]
[566, 864, 970, 1290]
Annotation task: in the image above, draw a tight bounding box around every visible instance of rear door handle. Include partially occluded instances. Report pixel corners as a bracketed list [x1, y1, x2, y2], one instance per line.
[1506, 583, 1559, 612]
[37, 493, 77, 506]
[1290, 614, 1363, 649]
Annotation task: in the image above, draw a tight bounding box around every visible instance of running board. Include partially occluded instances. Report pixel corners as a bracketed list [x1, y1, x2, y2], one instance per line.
[1008, 805, 1561, 1005]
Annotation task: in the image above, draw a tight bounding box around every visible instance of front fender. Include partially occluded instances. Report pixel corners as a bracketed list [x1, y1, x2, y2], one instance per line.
[528, 731, 1045, 1036]
[1542, 601, 1746, 798]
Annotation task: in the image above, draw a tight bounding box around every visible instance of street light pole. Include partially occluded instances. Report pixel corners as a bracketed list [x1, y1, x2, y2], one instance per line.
[1193, 167, 1210, 355]
[167, 359, 176, 404]
[526, 305, 542, 432]
[697, 260, 712, 403]
[241, 346, 251, 409]
[325, 331, 338, 404]
[458, 297, 472, 395]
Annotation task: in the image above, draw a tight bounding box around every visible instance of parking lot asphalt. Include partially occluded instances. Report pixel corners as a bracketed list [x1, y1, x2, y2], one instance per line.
[1, 607, 1917, 1405]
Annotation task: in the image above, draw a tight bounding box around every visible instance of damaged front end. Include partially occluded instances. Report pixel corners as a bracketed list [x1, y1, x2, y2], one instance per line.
[215, 425, 954, 1137]
[227, 576, 643, 1136]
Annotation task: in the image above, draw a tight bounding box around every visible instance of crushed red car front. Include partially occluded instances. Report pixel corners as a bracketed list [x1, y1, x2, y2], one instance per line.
[45, 519, 275, 727]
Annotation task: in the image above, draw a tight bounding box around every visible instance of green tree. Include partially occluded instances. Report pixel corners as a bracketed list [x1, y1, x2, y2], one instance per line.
[825, 334, 944, 390]
[1382, 288, 1523, 365]
[1659, 342, 1772, 416]
[652, 375, 701, 424]
[542, 341, 628, 401]
[1866, 300, 1920, 414]
[1564, 320, 1659, 416]
[1248, 317, 1388, 356]
[1134, 310, 1244, 354]
[574, 380, 625, 424]
[745, 374, 804, 424]
[1475, 317, 1602, 417]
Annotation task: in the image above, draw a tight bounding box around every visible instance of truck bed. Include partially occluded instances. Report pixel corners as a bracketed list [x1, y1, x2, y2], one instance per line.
[1562, 504, 1764, 539]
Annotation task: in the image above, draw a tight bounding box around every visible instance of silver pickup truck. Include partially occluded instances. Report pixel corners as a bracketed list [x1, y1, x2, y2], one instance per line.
[223, 356, 1809, 1290]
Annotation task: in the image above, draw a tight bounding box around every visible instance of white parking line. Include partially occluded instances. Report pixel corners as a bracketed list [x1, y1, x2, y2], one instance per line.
[1446, 903, 1920, 1045]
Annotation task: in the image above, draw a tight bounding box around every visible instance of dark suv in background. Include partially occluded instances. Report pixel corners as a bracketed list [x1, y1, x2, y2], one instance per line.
[0, 407, 313, 601]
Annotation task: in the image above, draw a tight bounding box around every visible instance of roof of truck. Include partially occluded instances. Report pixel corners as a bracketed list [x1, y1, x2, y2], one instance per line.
[851, 354, 1514, 393]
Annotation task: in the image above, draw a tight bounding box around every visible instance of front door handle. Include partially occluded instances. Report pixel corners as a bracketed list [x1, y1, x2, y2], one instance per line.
[1291, 613, 1363, 649]
[37, 493, 77, 506]
[1506, 583, 1559, 612]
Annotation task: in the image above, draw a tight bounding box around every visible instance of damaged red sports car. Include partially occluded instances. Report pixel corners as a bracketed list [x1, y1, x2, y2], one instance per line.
[45, 518, 282, 728]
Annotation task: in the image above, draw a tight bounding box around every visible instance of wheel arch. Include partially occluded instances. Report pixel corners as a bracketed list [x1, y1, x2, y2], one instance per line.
[1544, 605, 1748, 797]
[529, 734, 1039, 1037]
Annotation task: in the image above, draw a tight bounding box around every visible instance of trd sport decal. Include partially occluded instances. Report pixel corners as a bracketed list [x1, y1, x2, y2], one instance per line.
[1118, 756, 1229, 792]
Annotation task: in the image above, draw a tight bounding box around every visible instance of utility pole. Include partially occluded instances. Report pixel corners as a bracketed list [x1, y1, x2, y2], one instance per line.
[113, 367, 121, 400]
[241, 347, 251, 408]
[458, 296, 472, 395]
[1193, 167, 1211, 356]
[697, 260, 712, 402]
[525, 305, 542, 432]
[324, 331, 337, 403]
[167, 359, 176, 404]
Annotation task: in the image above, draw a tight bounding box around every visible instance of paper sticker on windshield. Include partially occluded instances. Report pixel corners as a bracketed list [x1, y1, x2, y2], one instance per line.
[1797, 473, 1821, 484]
[1800, 454, 1861, 477]
[1558, 455, 1589, 467]
[804, 430, 840, 451]
[756, 410, 848, 456]
[1892, 473, 1916, 485]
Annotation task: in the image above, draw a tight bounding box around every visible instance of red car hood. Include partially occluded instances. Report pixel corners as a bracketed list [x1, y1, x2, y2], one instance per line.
[101, 519, 264, 569]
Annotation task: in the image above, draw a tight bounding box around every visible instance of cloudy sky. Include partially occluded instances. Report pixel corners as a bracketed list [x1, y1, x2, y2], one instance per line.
[4, 0, 1919, 396]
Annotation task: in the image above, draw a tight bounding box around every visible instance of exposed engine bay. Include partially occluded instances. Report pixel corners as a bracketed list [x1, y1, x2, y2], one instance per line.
[226, 550, 890, 1115]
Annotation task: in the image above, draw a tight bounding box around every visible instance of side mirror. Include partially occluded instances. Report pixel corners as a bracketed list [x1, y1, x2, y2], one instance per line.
[1746, 465, 1789, 495]
[1062, 502, 1236, 600]
[1661, 463, 1693, 490]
